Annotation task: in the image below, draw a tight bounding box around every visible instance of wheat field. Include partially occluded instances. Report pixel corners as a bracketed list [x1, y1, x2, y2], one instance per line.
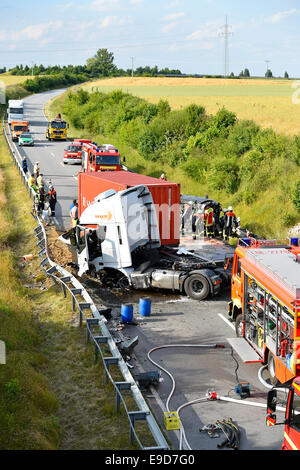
[83, 77, 300, 135]
[0, 73, 29, 86]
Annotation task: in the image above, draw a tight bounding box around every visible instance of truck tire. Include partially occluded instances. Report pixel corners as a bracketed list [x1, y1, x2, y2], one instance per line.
[267, 353, 279, 386]
[235, 313, 243, 337]
[184, 273, 210, 300]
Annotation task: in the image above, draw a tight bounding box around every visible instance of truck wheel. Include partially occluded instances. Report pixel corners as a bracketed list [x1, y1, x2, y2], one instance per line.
[235, 313, 243, 337]
[267, 353, 279, 386]
[184, 274, 210, 300]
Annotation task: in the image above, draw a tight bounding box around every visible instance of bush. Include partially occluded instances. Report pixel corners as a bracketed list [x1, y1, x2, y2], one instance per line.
[207, 157, 240, 194]
[293, 180, 300, 211]
[23, 72, 88, 93]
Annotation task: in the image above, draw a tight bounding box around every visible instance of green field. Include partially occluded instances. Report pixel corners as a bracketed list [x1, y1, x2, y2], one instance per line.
[83, 77, 300, 136]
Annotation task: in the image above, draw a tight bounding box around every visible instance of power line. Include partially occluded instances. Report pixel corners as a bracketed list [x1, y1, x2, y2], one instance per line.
[219, 15, 233, 78]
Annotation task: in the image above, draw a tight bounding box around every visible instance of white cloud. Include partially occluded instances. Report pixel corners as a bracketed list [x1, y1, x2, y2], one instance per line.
[265, 9, 299, 23]
[87, 0, 120, 11]
[57, 2, 74, 11]
[130, 0, 144, 4]
[186, 21, 221, 42]
[0, 20, 63, 42]
[162, 21, 180, 33]
[164, 12, 185, 21]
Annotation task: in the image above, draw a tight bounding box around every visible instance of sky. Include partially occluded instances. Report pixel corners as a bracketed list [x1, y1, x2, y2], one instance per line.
[1, 0, 300, 77]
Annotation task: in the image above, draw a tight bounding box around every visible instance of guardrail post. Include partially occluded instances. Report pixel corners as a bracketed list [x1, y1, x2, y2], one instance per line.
[70, 288, 82, 312]
[78, 302, 91, 326]
[94, 336, 109, 364]
[103, 357, 119, 385]
[61, 283, 66, 298]
[85, 318, 99, 344]
[115, 382, 132, 413]
[128, 411, 149, 445]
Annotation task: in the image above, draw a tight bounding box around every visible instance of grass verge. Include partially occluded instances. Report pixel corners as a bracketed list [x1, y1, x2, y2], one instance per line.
[0, 108, 157, 449]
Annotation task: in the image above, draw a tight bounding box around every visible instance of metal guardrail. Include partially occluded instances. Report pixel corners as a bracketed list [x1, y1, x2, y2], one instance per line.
[2, 116, 169, 451]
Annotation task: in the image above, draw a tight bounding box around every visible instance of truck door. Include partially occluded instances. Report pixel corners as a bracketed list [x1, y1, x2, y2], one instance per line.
[77, 229, 90, 276]
[284, 388, 300, 450]
[232, 253, 242, 306]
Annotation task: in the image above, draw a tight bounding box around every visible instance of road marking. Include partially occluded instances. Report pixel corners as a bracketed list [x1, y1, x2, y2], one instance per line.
[50, 152, 55, 157]
[218, 313, 235, 330]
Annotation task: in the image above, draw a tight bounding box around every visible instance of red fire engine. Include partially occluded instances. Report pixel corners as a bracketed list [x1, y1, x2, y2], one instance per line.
[81, 142, 124, 172]
[63, 139, 92, 165]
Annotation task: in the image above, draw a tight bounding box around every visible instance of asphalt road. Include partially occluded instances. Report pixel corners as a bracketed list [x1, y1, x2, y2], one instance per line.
[16, 89, 287, 451]
[16, 89, 78, 230]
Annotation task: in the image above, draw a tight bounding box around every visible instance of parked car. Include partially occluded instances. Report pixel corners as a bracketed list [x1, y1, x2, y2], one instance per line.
[18, 132, 34, 146]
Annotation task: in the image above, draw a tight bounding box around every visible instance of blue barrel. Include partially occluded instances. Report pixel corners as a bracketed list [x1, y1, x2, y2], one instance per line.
[291, 237, 299, 247]
[139, 297, 151, 317]
[121, 304, 133, 323]
[239, 237, 251, 246]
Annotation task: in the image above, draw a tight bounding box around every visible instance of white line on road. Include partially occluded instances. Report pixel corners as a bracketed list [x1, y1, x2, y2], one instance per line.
[218, 313, 235, 330]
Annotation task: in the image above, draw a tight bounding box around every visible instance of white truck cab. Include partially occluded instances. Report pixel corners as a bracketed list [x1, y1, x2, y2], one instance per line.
[7, 99, 24, 125]
[75, 185, 160, 277]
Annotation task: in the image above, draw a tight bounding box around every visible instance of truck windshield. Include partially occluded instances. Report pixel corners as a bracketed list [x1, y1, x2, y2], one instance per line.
[14, 126, 27, 131]
[51, 121, 66, 129]
[290, 392, 300, 431]
[95, 155, 120, 165]
[67, 145, 82, 152]
[9, 108, 23, 114]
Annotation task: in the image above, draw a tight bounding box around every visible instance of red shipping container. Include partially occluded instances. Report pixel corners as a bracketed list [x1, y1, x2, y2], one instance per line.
[78, 171, 181, 246]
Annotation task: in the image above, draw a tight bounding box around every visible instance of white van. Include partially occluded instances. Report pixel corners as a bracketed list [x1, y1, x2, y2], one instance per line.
[7, 100, 24, 125]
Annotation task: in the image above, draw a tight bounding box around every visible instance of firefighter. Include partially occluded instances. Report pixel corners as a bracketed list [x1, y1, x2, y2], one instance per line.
[213, 203, 222, 238]
[204, 205, 214, 238]
[192, 207, 204, 239]
[33, 162, 40, 183]
[37, 173, 44, 188]
[223, 206, 237, 240]
[47, 184, 57, 218]
[70, 201, 78, 228]
[36, 186, 45, 216]
[160, 173, 167, 181]
[29, 173, 37, 194]
[87, 229, 98, 259]
[181, 202, 193, 235]
[22, 156, 28, 175]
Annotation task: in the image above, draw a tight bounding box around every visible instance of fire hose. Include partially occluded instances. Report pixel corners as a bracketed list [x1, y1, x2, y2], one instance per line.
[147, 343, 225, 450]
[147, 344, 287, 450]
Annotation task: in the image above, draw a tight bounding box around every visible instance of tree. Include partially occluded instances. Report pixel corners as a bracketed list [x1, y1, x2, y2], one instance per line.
[239, 70, 244, 77]
[265, 69, 273, 78]
[86, 48, 116, 76]
[284, 71, 289, 79]
[244, 68, 250, 77]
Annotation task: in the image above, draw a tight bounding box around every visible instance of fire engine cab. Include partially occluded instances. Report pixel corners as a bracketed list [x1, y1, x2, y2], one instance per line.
[63, 139, 92, 165]
[81, 142, 124, 172]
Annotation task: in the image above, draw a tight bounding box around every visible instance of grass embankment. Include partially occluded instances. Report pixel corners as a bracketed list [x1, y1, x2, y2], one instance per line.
[83, 77, 300, 136]
[46, 87, 300, 239]
[0, 109, 155, 449]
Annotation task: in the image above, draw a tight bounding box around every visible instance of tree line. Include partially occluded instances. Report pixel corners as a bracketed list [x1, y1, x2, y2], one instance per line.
[7, 49, 182, 78]
[2, 48, 291, 80]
